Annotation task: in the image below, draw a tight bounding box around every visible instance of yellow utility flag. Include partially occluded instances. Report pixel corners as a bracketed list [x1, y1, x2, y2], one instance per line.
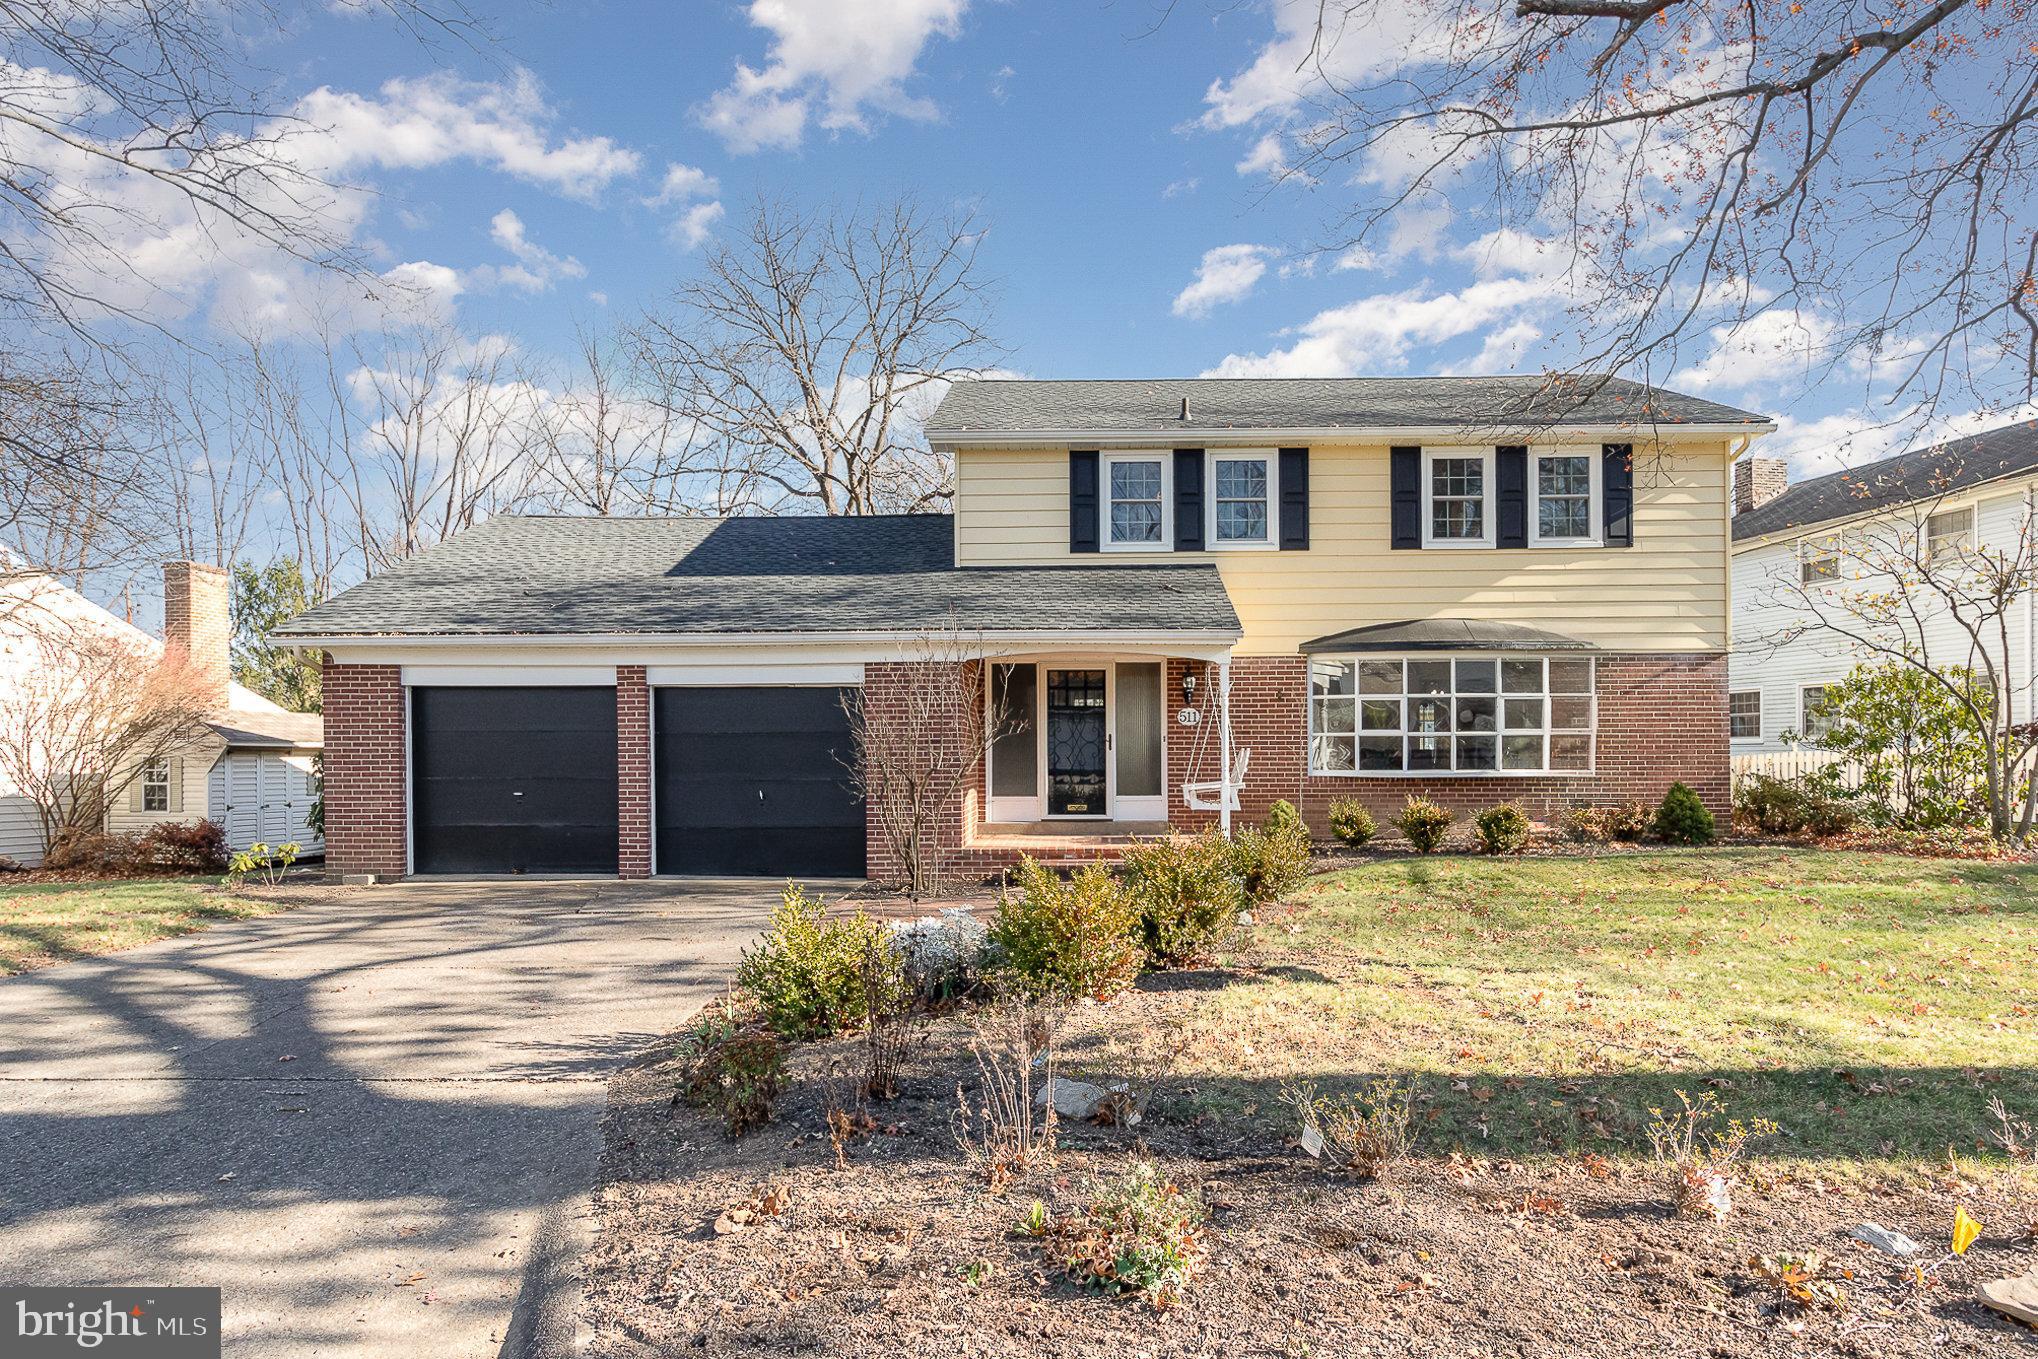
[1951, 1206, 1983, 1257]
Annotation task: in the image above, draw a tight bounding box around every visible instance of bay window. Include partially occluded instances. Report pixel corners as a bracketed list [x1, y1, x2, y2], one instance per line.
[1309, 655, 1595, 775]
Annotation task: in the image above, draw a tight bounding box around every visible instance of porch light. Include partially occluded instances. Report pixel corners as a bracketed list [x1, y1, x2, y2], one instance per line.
[1182, 670, 1198, 703]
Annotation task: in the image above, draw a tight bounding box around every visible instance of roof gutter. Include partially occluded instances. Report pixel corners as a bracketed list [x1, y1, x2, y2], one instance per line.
[928, 421, 1777, 449]
[280, 627, 1246, 650]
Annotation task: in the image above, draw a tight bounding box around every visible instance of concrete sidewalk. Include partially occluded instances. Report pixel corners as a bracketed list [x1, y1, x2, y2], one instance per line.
[0, 878, 805, 1357]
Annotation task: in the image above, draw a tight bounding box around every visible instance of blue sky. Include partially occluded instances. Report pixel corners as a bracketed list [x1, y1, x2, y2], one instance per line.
[84, 0, 1954, 477]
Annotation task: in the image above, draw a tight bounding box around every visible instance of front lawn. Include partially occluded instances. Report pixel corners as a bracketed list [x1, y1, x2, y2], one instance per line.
[586, 846, 2038, 1358]
[1123, 846, 2038, 1165]
[0, 877, 286, 974]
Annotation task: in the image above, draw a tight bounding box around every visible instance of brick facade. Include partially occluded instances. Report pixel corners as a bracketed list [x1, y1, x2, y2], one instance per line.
[617, 666, 652, 878]
[320, 659, 407, 878]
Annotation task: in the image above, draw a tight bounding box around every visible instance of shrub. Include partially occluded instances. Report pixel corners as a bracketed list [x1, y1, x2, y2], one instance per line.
[1229, 806, 1312, 906]
[989, 859, 1141, 1001]
[1043, 1162, 1208, 1309]
[955, 996, 1063, 1187]
[860, 938, 916, 1101]
[223, 840, 300, 888]
[1645, 1089, 1775, 1221]
[1282, 1077, 1418, 1179]
[1654, 782, 1716, 845]
[1474, 802, 1532, 855]
[1121, 834, 1249, 969]
[43, 829, 145, 873]
[888, 907, 990, 1003]
[1734, 773, 1856, 837]
[1394, 796, 1453, 853]
[1326, 798, 1376, 847]
[139, 819, 229, 871]
[1561, 801, 1654, 844]
[737, 884, 889, 1039]
[675, 999, 785, 1137]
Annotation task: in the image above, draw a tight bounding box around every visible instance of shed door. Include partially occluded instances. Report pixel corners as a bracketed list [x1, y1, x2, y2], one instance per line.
[411, 686, 618, 875]
[654, 686, 864, 877]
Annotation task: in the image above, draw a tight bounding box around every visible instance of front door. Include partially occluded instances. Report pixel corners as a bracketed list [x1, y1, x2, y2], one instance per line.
[1046, 668, 1107, 816]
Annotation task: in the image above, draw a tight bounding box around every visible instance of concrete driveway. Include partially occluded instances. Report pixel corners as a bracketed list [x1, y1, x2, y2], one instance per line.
[0, 878, 803, 1358]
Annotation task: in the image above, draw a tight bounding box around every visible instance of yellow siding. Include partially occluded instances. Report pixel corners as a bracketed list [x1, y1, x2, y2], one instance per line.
[953, 442, 1733, 655]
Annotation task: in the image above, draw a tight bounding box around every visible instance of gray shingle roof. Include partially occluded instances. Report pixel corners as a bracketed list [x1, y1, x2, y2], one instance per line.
[1732, 419, 2038, 542]
[209, 709, 323, 748]
[278, 515, 1240, 638]
[927, 376, 1771, 436]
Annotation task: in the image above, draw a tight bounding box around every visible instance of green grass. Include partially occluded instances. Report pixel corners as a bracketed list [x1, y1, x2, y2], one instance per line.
[1133, 847, 2038, 1166]
[0, 877, 286, 975]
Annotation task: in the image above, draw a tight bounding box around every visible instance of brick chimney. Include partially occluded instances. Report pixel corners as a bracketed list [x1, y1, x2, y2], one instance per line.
[1732, 456, 1788, 515]
[162, 561, 231, 713]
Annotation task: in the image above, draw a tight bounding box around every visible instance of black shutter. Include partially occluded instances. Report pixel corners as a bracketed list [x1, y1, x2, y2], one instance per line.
[1496, 445, 1528, 549]
[1390, 446, 1421, 548]
[1070, 449, 1100, 553]
[1278, 447, 1309, 550]
[1173, 449, 1204, 552]
[1602, 442, 1634, 547]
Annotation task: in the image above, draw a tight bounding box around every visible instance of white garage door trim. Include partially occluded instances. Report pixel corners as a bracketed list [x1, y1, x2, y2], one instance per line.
[400, 665, 616, 687]
[646, 663, 865, 686]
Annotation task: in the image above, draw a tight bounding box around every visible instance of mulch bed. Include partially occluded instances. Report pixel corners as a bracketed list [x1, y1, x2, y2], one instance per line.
[583, 1005, 2038, 1358]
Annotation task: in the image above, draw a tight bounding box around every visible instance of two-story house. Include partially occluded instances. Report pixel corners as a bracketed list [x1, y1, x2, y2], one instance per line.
[1728, 419, 2038, 756]
[280, 376, 1771, 881]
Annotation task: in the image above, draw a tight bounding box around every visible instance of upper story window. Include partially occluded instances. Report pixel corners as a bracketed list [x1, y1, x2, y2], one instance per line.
[1800, 536, 1839, 584]
[140, 759, 170, 813]
[1800, 685, 1833, 739]
[1532, 451, 1599, 545]
[1211, 454, 1273, 547]
[1729, 690, 1762, 741]
[1424, 449, 1492, 547]
[1104, 453, 1169, 550]
[1926, 506, 1973, 561]
[1309, 654, 1594, 775]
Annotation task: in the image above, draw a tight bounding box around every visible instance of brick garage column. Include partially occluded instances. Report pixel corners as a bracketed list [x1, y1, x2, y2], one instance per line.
[617, 666, 652, 879]
[861, 660, 978, 886]
[320, 657, 407, 879]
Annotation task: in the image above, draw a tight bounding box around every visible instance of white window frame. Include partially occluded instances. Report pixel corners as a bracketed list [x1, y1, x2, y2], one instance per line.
[1925, 502, 1975, 561]
[140, 759, 170, 813]
[1799, 685, 1833, 740]
[1101, 451, 1172, 552]
[1306, 653, 1596, 777]
[1729, 689, 1762, 742]
[1529, 447, 1602, 547]
[1204, 449, 1280, 551]
[1799, 534, 1840, 584]
[1421, 447, 1496, 548]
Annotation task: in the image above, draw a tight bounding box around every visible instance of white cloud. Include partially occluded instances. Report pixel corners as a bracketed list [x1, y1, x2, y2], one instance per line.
[1236, 132, 1286, 178]
[642, 162, 724, 250]
[480, 209, 587, 293]
[990, 64, 1015, 101]
[1172, 244, 1277, 319]
[1161, 177, 1200, 199]
[1673, 310, 1837, 393]
[1201, 276, 1550, 377]
[1201, 0, 1461, 129]
[699, 0, 967, 153]
[644, 162, 719, 207]
[295, 69, 641, 202]
[670, 200, 727, 251]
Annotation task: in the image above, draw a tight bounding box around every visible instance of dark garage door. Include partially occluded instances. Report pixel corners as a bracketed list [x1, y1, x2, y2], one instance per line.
[655, 686, 865, 877]
[411, 686, 619, 875]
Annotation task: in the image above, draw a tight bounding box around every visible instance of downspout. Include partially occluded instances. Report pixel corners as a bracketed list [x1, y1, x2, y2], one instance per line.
[1218, 656, 1233, 838]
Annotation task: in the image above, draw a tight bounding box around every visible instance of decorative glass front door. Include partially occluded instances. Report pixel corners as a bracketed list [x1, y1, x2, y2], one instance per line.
[1046, 668, 1108, 815]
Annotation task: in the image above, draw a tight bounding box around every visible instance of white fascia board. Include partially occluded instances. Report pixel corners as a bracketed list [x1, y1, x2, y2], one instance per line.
[930, 422, 1776, 450]
[648, 662, 865, 686]
[401, 665, 618, 687]
[305, 629, 1242, 668]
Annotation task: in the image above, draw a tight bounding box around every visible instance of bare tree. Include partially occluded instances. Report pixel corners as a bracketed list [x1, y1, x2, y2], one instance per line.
[526, 326, 731, 516]
[0, 629, 217, 848]
[1258, 1, 2038, 431]
[845, 630, 1015, 899]
[632, 197, 1000, 515]
[1751, 497, 2038, 841]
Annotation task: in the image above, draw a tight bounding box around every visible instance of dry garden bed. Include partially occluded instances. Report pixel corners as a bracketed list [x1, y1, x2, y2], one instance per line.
[584, 828, 2038, 1358]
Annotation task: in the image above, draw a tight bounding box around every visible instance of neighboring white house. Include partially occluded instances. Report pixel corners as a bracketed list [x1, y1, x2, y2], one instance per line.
[1728, 420, 2038, 758]
[0, 562, 323, 865]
